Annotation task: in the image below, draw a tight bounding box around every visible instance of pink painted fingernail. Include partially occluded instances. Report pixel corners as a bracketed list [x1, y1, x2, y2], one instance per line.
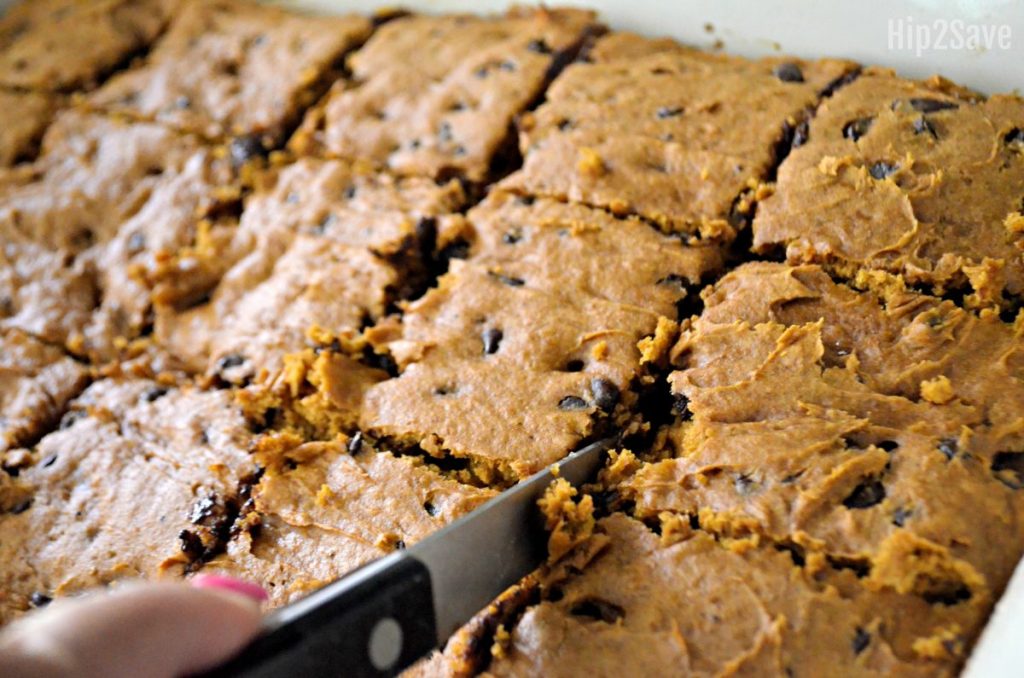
[191, 574, 268, 602]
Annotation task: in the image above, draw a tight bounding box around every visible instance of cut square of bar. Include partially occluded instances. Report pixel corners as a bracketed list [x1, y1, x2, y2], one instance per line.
[754, 69, 1024, 305]
[501, 32, 857, 238]
[88, 0, 372, 145]
[199, 436, 495, 607]
[291, 7, 601, 183]
[153, 158, 466, 384]
[0, 378, 258, 623]
[0, 329, 89, 454]
[0, 0, 173, 91]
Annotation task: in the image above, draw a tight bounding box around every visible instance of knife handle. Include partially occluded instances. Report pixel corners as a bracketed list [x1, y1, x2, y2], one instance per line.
[194, 552, 438, 678]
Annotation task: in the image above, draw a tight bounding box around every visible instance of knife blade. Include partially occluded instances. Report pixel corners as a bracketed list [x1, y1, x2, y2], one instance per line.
[196, 437, 616, 678]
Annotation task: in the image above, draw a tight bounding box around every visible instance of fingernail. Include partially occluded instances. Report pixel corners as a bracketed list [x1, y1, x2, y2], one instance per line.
[190, 574, 268, 602]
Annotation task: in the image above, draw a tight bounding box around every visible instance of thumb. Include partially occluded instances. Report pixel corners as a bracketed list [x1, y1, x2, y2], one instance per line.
[0, 579, 265, 678]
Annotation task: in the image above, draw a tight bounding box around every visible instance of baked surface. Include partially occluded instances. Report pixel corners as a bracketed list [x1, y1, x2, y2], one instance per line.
[291, 7, 600, 183]
[1, 2, 1023, 676]
[87, 0, 372, 144]
[754, 68, 1024, 304]
[0, 0, 173, 91]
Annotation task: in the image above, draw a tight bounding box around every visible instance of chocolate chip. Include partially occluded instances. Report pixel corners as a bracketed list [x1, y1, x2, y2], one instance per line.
[527, 38, 552, 54]
[913, 115, 938, 138]
[42, 454, 58, 468]
[591, 378, 619, 411]
[657, 273, 687, 288]
[937, 438, 958, 461]
[656, 106, 684, 119]
[178, 529, 205, 558]
[923, 585, 972, 606]
[482, 328, 503, 355]
[672, 394, 692, 419]
[842, 117, 874, 142]
[189, 496, 217, 524]
[488, 271, 525, 287]
[59, 410, 84, 430]
[569, 597, 624, 623]
[557, 118, 574, 131]
[792, 120, 809, 147]
[395, 539, 406, 550]
[892, 506, 912, 527]
[216, 353, 246, 371]
[878, 440, 899, 452]
[502, 229, 523, 244]
[228, 134, 266, 168]
[347, 431, 364, 455]
[780, 471, 804, 484]
[315, 213, 337, 234]
[734, 473, 756, 495]
[852, 627, 871, 655]
[127, 232, 146, 253]
[992, 451, 1024, 489]
[1006, 128, 1024, 148]
[558, 395, 588, 411]
[423, 500, 439, 517]
[29, 592, 52, 608]
[773, 62, 804, 83]
[843, 479, 886, 509]
[869, 161, 899, 180]
[142, 386, 169, 403]
[11, 499, 31, 514]
[908, 97, 958, 113]
[343, 185, 357, 200]
[564, 359, 584, 372]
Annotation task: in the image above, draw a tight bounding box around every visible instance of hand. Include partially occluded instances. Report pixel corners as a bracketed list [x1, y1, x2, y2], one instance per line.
[0, 575, 266, 678]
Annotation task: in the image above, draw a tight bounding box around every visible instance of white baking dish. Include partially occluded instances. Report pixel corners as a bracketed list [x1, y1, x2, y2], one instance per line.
[2, 0, 1021, 673]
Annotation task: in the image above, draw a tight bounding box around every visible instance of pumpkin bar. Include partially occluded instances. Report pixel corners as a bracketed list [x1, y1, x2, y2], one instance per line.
[291, 7, 601, 183]
[452, 190, 723, 312]
[88, 0, 372, 145]
[362, 260, 661, 482]
[198, 435, 495, 607]
[153, 158, 465, 384]
[619, 263, 1024, 658]
[0, 89, 58, 166]
[501, 32, 857, 238]
[0, 329, 89, 454]
[0, 0, 173, 92]
[754, 68, 1024, 304]
[0, 378, 257, 623]
[483, 514, 976, 676]
[0, 111, 238, 360]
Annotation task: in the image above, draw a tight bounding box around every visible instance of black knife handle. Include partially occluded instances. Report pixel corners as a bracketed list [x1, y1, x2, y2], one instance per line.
[194, 552, 438, 678]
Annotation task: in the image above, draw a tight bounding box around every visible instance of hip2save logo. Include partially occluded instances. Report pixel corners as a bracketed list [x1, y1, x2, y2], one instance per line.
[888, 16, 1012, 55]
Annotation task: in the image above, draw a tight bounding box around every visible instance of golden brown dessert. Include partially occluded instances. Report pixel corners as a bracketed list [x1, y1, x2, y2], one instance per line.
[0, 89, 58, 166]
[0, 0, 174, 91]
[0, 378, 257, 623]
[501, 32, 857, 238]
[0, 110, 238, 360]
[0, 329, 89, 453]
[1, 1, 1023, 675]
[292, 7, 601, 183]
[754, 68, 1024, 305]
[153, 157, 466, 384]
[201, 434, 496, 607]
[87, 0, 372, 145]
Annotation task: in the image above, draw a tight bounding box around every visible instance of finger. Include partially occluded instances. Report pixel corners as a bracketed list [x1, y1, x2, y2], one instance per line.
[0, 581, 264, 678]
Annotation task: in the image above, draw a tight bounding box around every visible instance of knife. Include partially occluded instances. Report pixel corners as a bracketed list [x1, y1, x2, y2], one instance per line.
[196, 437, 616, 678]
